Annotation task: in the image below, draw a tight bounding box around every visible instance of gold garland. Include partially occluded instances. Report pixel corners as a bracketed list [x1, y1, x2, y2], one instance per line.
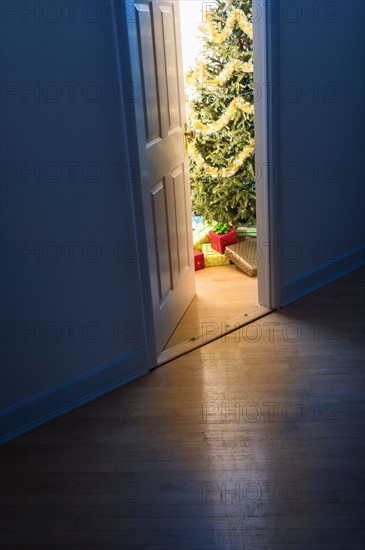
[188, 97, 254, 135]
[189, 138, 255, 178]
[186, 59, 253, 87]
[186, 6, 254, 179]
[200, 8, 253, 43]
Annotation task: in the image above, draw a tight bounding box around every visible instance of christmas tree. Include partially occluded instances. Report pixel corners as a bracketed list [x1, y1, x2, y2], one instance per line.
[186, 0, 255, 226]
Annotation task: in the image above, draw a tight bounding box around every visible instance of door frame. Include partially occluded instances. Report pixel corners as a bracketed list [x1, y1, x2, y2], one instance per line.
[111, 0, 279, 368]
[253, 0, 281, 309]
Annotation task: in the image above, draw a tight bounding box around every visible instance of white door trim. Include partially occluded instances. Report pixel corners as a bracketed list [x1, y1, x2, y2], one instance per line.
[254, 0, 281, 309]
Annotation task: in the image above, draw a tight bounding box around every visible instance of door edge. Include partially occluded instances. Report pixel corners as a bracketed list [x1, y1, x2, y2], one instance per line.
[254, 0, 281, 309]
[111, 0, 158, 368]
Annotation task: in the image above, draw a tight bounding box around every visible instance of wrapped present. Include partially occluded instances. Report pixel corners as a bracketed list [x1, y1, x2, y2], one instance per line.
[224, 239, 258, 277]
[192, 216, 205, 230]
[209, 229, 237, 254]
[192, 223, 211, 251]
[193, 249, 205, 271]
[201, 243, 231, 267]
[236, 226, 257, 238]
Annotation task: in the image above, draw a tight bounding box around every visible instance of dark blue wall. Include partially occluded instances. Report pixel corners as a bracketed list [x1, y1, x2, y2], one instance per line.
[0, 1, 148, 442]
[273, 0, 365, 302]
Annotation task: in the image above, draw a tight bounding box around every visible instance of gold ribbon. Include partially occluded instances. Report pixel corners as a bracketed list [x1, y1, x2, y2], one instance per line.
[188, 97, 254, 135]
[189, 138, 255, 178]
[187, 59, 253, 87]
[200, 9, 253, 43]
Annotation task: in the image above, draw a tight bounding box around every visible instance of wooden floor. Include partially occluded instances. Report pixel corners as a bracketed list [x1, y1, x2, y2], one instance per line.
[164, 265, 258, 349]
[1, 268, 365, 549]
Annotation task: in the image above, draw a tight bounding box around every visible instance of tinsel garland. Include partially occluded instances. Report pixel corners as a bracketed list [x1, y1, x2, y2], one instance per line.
[188, 97, 253, 135]
[189, 138, 255, 178]
[186, 59, 253, 86]
[200, 8, 253, 42]
[187, 4, 255, 183]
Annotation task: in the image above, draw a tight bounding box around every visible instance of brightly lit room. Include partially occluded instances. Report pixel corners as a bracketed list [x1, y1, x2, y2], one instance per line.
[163, 0, 260, 355]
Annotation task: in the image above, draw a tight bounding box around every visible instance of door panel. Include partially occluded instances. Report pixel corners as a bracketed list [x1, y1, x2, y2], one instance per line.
[135, 4, 161, 141]
[150, 179, 172, 301]
[160, 3, 181, 130]
[126, 0, 195, 355]
[165, 173, 179, 288]
[173, 165, 189, 274]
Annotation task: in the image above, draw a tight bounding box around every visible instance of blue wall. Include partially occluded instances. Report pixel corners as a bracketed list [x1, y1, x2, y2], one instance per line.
[0, 1, 149, 443]
[271, 0, 365, 303]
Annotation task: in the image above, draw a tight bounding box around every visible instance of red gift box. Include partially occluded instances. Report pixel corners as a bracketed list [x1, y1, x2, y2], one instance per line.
[209, 229, 237, 254]
[193, 249, 205, 271]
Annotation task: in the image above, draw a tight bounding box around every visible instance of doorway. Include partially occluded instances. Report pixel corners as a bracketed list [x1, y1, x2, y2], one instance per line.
[115, 0, 274, 368]
[160, 0, 268, 360]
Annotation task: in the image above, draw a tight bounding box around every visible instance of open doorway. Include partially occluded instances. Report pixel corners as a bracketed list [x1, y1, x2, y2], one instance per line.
[118, 0, 273, 367]
[160, 0, 266, 360]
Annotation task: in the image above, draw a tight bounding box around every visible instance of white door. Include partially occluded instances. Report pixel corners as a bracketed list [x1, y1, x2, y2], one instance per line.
[123, 0, 196, 356]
